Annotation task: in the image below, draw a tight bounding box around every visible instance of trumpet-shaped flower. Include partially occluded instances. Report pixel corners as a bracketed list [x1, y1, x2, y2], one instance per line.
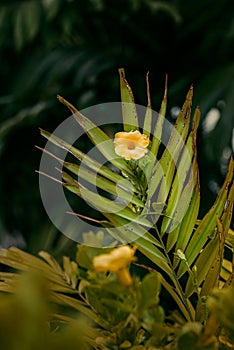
[93, 245, 136, 286]
[114, 130, 149, 160]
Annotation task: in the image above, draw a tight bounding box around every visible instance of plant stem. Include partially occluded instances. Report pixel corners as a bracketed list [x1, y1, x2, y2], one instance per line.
[154, 225, 194, 321]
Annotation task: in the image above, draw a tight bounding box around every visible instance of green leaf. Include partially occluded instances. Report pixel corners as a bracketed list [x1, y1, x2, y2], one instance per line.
[147, 86, 193, 202]
[38, 251, 64, 275]
[162, 164, 192, 238]
[185, 237, 219, 297]
[200, 252, 221, 298]
[40, 144, 145, 209]
[76, 245, 111, 270]
[138, 272, 161, 314]
[198, 220, 227, 300]
[150, 74, 167, 157]
[63, 177, 153, 228]
[50, 291, 107, 328]
[173, 115, 200, 266]
[143, 72, 152, 137]
[63, 256, 78, 289]
[0, 248, 71, 292]
[63, 161, 144, 208]
[84, 282, 132, 326]
[220, 258, 234, 288]
[161, 107, 199, 237]
[221, 178, 234, 231]
[173, 183, 200, 268]
[82, 230, 116, 247]
[57, 95, 131, 175]
[39, 129, 133, 190]
[165, 156, 198, 251]
[118, 68, 139, 131]
[156, 86, 193, 201]
[104, 215, 162, 251]
[160, 276, 195, 322]
[177, 158, 234, 278]
[225, 228, 234, 250]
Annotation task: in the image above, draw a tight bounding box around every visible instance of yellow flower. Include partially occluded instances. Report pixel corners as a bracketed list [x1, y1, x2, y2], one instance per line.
[93, 245, 136, 286]
[114, 130, 149, 160]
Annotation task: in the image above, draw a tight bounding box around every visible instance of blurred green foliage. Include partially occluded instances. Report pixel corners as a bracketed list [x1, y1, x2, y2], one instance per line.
[1, 244, 234, 349]
[0, 0, 233, 253]
[0, 270, 95, 350]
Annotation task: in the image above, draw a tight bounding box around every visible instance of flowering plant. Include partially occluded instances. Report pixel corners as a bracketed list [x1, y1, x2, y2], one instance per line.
[0, 69, 233, 349]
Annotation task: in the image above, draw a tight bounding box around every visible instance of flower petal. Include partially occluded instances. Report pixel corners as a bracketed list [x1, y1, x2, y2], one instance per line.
[114, 131, 149, 160]
[93, 246, 136, 272]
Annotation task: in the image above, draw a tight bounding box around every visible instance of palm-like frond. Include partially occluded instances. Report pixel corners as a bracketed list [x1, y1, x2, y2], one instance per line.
[0, 69, 233, 325]
[35, 69, 234, 322]
[0, 246, 107, 330]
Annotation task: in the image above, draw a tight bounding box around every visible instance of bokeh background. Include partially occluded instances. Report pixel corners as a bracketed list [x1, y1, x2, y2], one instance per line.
[0, 0, 233, 258]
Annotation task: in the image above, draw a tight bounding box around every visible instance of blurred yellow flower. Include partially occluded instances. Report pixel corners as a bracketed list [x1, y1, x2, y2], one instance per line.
[93, 245, 136, 286]
[114, 130, 149, 160]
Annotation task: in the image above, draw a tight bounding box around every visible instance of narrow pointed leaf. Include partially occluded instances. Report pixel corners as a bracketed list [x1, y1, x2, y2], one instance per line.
[64, 163, 144, 208]
[166, 226, 180, 254]
[162, 107, 200, 237]
[173, 108, 200, 265]
[118, 68, 138, 131]
[199, 220, 225, 301]
[156, 86, 193, 201]
[162, 158, 192, 238]
[143, 72, 152, 137]
[150, 74, 167, 157]
[185, 237, 219, 297]
[50, 292, 107, 328]
[173, 183, 200, 268]
[57, 95, 131, 174]
[165, 151, 198, 250]
[0, 248, 74, 291]
[105, 213, 162, 248]
[137, 241, 193, 321]
[40, 129, 133, 189]
[221, 178, 234, 230]
[160, 275, 195, 321]
[38, 250, 64, 275]
[177, 158, 234, 278]
[200, 253, 221, 297]
[195, 251, 222, 322]
[63, 175, 153, 228]
[147, 86, 193, 202]
[202, 189, 234, 292]
[41, 146, 145, 209]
